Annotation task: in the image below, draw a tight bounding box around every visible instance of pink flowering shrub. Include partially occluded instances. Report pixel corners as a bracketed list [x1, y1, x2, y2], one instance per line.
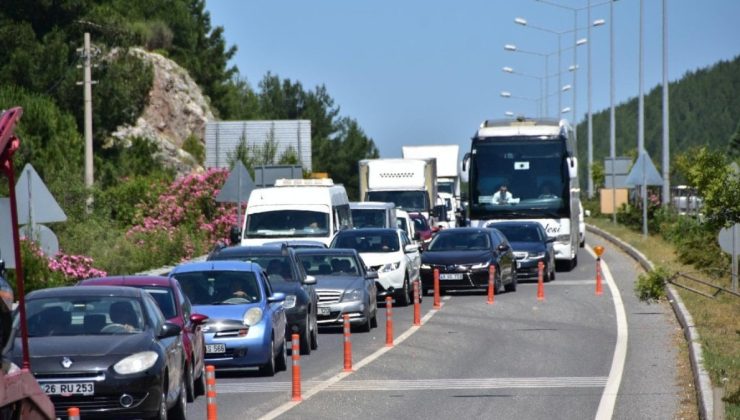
[5, 239, 107, 294]
[125, 168, 242, 263]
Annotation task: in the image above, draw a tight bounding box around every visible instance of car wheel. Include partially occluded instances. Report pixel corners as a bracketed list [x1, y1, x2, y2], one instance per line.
[275, 338, 288, 372]
[505, 272, 517, 292]
[194, 360, 206, 397]
[370, 308, 378, 328]
[168, 379, 187, 420]
[259, 338, 277, 376]
[184, 360, 196, 402]
[300, 316, 311, 355]
[397, 277, 411, 306]
[310, 313, 319, 350]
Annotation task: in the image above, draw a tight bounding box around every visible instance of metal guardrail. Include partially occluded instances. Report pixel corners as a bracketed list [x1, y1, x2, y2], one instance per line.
[668, 271, 740, 300]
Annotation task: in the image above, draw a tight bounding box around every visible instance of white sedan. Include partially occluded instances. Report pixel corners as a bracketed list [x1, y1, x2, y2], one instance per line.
[330, 228, 421, 306]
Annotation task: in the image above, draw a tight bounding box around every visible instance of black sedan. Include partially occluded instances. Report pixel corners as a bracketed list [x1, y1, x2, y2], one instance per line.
[488, 221, 556, 282]
[10, 286, 186, 419]
[207, 244, 319, 355]
[420, 227, 517, 294]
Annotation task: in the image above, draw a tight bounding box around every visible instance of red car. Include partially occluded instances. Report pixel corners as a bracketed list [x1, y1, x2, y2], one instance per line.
[408, 212, 434, 249]
[78, 276, 208, 402]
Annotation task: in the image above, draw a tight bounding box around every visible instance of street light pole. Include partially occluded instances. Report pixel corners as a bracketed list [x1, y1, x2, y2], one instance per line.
[662, 0, 670, 207]
[639, 0, 647, 236]
[610, 0, 617, 223]
[587, 0, 594, 198]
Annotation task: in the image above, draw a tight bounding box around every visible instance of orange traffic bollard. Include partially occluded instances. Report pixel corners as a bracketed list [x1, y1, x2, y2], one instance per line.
[343, 313, 353, 372]
[433, 267, 441, 309]
[67, 407, 80, 420]
[291, 333, 302, 401]
[413, 279, 421, 326]
[206, 364, 217, 420]
[594, 245, 604, 296]
[487, 265, 496, 304]
[385, 296, 394, 347]
[537, 261, 545, 301]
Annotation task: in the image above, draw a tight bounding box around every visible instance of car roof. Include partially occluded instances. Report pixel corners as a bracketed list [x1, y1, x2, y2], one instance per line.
[294, 248, 359, 257]
[211, 246, 293, 259]
[436, 227, 492, 234]
[263, 240, 327, 248]
[79, 276, 173, 287]
[342, 228, 398, 234]
[28, 285, 145, 300]
[170, 260, 263, 274]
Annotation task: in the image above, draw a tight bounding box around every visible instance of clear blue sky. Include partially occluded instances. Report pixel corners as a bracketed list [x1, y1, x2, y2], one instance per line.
[205, 0, 740, 158]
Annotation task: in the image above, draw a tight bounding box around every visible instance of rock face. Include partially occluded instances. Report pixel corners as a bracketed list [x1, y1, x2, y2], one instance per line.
[111, 48, 214, 175]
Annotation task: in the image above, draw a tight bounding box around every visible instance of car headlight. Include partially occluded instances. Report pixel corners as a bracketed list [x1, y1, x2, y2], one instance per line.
[243, 307, 263, 326]
[556, 234, 570, 243]
[380, 261, 401, 272]
[113, 351, 158, 375]
[530, 252, 546, 260]
[471, 262, 491, 270]
[282, 294, 297, 309]
[342, 289, 363, 302]
[421, 263, 431, 269]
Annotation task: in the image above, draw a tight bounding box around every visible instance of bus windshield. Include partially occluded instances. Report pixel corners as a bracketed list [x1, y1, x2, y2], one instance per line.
[469, 138, 570, 219]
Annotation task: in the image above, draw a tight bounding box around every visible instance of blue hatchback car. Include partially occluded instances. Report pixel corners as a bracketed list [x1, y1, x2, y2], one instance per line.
[169, 261, 288, 375]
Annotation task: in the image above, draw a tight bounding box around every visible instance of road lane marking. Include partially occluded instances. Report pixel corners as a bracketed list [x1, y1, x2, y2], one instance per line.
[219, 376, 607, 394]
[258, 295, 451, 419]
[588, 246, 629, 420]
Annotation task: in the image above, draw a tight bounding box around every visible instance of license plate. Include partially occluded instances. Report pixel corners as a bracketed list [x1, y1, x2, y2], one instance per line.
[206, 344, 226, 354]
[318, 307, 330, 315]
[439, 273, 463, 280]
[42, 382, 94, 396]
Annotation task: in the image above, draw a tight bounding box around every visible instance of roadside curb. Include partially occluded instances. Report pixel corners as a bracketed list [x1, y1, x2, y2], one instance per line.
[587, 224, 714, 420]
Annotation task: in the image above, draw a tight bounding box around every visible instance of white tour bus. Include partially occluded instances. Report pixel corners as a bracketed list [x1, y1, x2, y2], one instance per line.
[463, 118, 581, 270]
[241, 178, 352, 247]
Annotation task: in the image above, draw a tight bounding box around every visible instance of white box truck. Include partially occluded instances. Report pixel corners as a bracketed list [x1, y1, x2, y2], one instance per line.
[402, 145, 461, 227]
[358, 158, 437, 222]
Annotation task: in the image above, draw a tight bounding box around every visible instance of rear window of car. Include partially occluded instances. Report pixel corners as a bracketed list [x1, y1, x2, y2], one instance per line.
[141, 286, 177, 319]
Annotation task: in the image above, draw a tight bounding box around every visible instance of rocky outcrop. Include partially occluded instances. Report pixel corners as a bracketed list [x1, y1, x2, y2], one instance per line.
[110, 48, 214, 175]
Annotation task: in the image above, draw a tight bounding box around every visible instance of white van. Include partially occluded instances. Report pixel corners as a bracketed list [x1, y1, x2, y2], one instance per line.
[241, 178, 351, 247]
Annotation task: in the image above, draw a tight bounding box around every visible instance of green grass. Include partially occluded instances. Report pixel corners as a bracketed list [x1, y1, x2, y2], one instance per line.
[589, 216, 740, 419]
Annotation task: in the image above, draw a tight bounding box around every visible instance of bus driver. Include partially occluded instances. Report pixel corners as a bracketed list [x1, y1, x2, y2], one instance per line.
[491, 184, 513, 205]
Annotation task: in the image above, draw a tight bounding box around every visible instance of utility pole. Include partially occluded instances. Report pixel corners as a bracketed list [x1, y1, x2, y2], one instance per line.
[77, 32, 96, 209]
[662, 0, 670, 208]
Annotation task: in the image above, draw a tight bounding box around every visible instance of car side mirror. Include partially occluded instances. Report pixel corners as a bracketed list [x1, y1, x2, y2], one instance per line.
[268, 292, 286, 303]
[404, 244, 419, 254]
[366, 271, 379, 280]
[229, 225, 241, 245]
[159, 322, 182, 338]
[546, 237, 556, 243]
[302, 275, 317, 285]
[189, 313, 209, 325]
[497, 244, 510, 252]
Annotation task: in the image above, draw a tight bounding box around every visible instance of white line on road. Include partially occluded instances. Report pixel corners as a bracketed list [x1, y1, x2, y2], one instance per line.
[258, 296, 451, 420]
[589, 246, 629, 420]
[219, 376, 607, 393]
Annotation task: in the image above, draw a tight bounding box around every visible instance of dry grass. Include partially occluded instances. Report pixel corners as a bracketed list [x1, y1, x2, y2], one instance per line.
[590, 217, 740, 419]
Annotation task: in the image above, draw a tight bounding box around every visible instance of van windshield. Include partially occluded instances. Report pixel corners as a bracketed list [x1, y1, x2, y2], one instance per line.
[351, 209, 387, 228]
[246, 210, 330, 238]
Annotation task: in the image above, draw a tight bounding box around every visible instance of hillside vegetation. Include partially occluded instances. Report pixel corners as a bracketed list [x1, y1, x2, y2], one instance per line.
[575, 55, 740, 188]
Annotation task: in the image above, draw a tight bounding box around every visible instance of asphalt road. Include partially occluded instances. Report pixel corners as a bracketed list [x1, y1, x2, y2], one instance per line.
[185, 241, 683, 420]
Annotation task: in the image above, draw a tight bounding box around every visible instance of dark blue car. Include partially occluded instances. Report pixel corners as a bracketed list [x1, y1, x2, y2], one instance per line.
[488, 221, 556, 282]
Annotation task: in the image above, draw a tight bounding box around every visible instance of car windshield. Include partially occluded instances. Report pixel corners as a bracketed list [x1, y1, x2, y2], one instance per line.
[351, 209, 388, 228]
[428, 232, 491, 251]
[211, 254, 296, 284]
[25, 296, 147, 336]
[492, 225, 541, 243]
[332, 231, 399, 253]
[246, 210, 330, 237]
[296, 254, 360, 276]
[141, 286, 177, 319]
[173, 270, 261, 305]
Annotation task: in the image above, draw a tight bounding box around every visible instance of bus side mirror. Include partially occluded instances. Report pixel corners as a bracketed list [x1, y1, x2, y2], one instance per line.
[462, 152, 471, 171]
[433, 205, 448, 222]
[567, 157, 578, 180]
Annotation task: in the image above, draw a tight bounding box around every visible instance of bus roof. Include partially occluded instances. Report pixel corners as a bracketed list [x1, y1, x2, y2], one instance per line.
[476, 118, 571, 139]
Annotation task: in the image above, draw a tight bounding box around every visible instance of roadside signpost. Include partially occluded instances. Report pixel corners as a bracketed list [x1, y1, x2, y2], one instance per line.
[718, 223, 740, 292]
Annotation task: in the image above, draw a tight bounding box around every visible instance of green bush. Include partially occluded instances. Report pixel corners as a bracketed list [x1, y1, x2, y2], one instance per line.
[182, 134, 205, 165]
[634, 266, 672, 303]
